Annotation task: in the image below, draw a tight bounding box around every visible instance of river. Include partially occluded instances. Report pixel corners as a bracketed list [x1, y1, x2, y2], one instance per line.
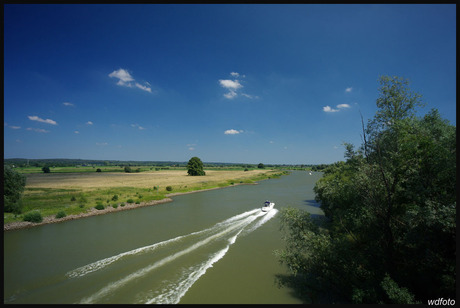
[3, 170, 323, 304]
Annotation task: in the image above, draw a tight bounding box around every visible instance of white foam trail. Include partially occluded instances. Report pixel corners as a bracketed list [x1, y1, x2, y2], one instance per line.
[146, 245, 231, 304]
[66, 229, 207, 278]
[67, 208, 260, 279]
[145, 228, 247, 304]
[145, 214, 271, 304]
[79, 214, 259, 304]
[243, 208, 278, 234]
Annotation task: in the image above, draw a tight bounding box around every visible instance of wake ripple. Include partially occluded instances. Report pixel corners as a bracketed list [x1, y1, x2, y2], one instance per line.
[66, 207, 277, 304]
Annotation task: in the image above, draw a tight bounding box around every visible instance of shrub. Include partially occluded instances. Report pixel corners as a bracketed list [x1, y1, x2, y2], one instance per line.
[55, 211, 66, 219]
[70, 196, 77, 201]
[95, 203, 105, 210]
[166, 186, 173, 191]
[112, 204, 118, 209]
[96, 168, 102, 172]
[120, 202, 126, 207]
[126, 199, 135, 203]
[23, 211, 43, 223]
[112, 194, 119, 201]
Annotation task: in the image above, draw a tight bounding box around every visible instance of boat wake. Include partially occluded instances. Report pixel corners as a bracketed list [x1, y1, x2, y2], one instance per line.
[66, 207, 278, 304]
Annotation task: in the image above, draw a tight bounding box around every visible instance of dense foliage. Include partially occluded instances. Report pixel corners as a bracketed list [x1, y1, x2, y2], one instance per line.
[276, 76, 456, 304]
[187, 157, 206, 176]
[23, 211, 43, 223]
[3, 165, 27, 214]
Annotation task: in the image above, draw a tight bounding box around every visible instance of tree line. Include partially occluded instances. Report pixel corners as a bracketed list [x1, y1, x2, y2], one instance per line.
[276, 76, 456, 304]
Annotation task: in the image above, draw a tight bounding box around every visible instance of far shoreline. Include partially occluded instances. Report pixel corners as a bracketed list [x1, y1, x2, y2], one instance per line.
[3, 182, 258, 232]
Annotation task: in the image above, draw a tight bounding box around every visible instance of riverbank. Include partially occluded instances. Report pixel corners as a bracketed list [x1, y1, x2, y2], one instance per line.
[3, 182, 258, 232]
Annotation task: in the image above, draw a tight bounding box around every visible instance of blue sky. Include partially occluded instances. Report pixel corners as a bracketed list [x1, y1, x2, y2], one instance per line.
[3, 4, 456, 165]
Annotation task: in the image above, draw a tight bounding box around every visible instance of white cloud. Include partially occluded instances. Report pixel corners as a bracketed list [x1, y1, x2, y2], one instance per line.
[27, 127, 50, 133]
[223, 90, 237, 99]
[224, 129, 243, 135]
[86, 121, 93, 125]
[131, 124, 146, 130]
[109, 68, 152, 93]
[74, 131, 79, 134]
[345, 87, 353, 92]
[135, 82, 152, 93]
[109, 69, 134, 85]
[219, 79, 242, 90]
[96, 142, 108, 146]
[219, 72, 257, 100]
[63, 102, 74, 107]
[337, 103, 351, 109]
[241, 93, 259, 99]
[323, 104, 351, 113]
[323, 106, 339, 113]
[28, 115, 58, 125]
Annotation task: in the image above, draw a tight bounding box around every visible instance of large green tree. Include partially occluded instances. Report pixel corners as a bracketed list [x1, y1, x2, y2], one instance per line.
[276, 76, 456, 304]
[4, 165, 27, 214]
[187, 157, 205, 176]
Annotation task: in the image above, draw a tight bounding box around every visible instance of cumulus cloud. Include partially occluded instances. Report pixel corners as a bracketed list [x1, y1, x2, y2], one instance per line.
[63, 102, 74, 107]
[28, 115, 58, 125]
[323, 104, 351, 113]
[219, 72, 256, 100]
[323, 106, 339, 113]
[219, 79, 242, 90]
[224, 129, 244, 135]
[345, 87, 353, 92]
[86, 121, 93, 125]
[109, 68, 152, 93]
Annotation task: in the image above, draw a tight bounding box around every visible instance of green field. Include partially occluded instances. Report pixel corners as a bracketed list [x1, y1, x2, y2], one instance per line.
[4, 168, 288, 225]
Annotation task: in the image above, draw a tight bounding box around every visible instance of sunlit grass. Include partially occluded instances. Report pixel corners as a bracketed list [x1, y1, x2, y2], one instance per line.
[5, 170, 288, 224]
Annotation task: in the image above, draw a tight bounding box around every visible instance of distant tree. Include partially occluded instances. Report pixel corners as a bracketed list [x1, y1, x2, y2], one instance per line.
[42, 166, 51, 173]
[257, 163, 265, 169]
[96, 168, 102, 172]
[3, 166, 26, 214]
[124, 166, 132, 173]
[187, 157, 206, 176]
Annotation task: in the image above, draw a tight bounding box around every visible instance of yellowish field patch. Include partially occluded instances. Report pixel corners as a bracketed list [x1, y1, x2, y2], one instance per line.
[25, 169, 276, 190]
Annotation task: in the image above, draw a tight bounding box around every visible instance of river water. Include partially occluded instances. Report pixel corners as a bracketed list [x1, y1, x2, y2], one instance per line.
[4, 171, 323, 304]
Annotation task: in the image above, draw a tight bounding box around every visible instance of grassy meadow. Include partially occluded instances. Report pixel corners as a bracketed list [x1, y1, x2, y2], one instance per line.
[5, 168, 286, 224]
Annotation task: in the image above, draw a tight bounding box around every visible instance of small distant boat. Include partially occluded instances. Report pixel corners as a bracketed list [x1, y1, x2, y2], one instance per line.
[261, 200, 275, 212]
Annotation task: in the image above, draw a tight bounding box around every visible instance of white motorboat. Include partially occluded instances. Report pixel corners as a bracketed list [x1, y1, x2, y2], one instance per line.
[261, 200, 275, 212]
